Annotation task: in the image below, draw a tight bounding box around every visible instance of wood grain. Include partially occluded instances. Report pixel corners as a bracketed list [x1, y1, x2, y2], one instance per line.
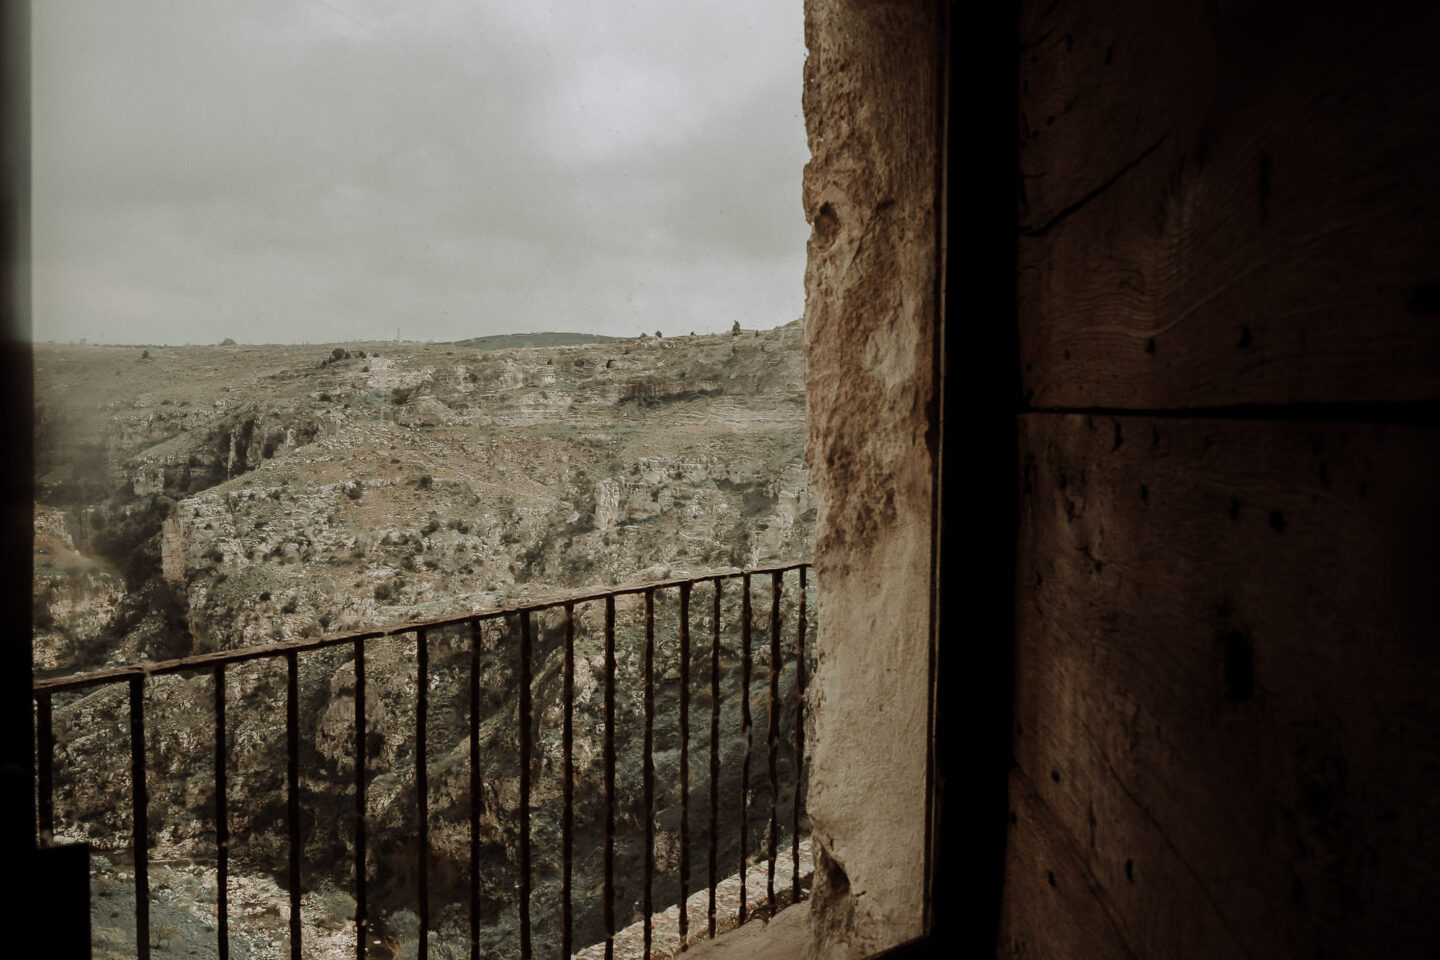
[999, 769, 1137, 960]
[1007, 413, 1440, 957]
[1019, 0, 1440, 408]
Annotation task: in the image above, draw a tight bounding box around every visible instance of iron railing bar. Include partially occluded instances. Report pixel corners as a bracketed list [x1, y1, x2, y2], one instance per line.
[32, 563, 814, 956]
[514, 563, 807, 609]
[34, 632, 386, 693]
[417, 628, 430, 960]
[604, 594, 616, 960]
[643, 587, 655, 960]
[739, 572, 752, 923]
[767, 571, 782, 914]
[32, 563, 811, 695]
[518, 611, 533, 960]
[460, 564, 808, 618]
[562, 602, 575, 959]
[130, 675, 151, 960]
[354, 639, 368, 960]
[678, 582, 691, 951]
[36, 691, 53, 842]
[794, 566, 807, 901]
[708, 577, 721, 939]
[214, 665, 230, 960]
[468, 619, 481, 960]
[287, 651, 302, 960]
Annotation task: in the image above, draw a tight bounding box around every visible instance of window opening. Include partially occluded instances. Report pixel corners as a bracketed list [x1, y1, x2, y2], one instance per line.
[31, 2, 814, 957]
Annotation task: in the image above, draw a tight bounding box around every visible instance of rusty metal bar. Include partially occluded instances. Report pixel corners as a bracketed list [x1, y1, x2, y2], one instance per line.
[468, 619, 481, 960]
[708, 578, 720, 938]
[416, 628, 430, 960]
[562, 602, 575, 958]
[33, 563, 811, 695]
[518, 611, 533, 960]
[214, 665, 230, 960]
[36, 691, 53, 841]
[354, 640, 368, 960]
[130, 675, 151, 960]
[794, 566, 807, 901]
[678, 582, 691, 951]
[604, 594, 616, 960]
[30, 563, 815, 957]
[767, 570, 782, 914]
[643, 588, 655, 960]
[739, 572, 752, 923]
[287, 651, 302, 960]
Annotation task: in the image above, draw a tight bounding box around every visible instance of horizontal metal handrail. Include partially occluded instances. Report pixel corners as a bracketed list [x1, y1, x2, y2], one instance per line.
[33, 562, 811, 695]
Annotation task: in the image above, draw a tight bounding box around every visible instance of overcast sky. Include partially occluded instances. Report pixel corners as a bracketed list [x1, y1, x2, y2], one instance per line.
[31, 1, 809, 345]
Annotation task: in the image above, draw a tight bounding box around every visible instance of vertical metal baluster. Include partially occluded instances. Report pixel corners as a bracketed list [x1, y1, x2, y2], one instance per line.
[739, 572, 752, 923]
[214, 666, 230, 960]
[708, 579, 721, 938]
[643, 588, 655, 960]
[562, 603, 575, 959]
[794, 566, 807, 902]
[355, 640, 368, 960]
[678, 582, 691, 951]
[287, 651, 302, 960]
[36, 692, 53, 843]
[768, 571, 782, 915]
[518, 611, 533, 960]
[417, 629, 430, 960]
[604, 594, 616, 960]
[469, 620, 481, 960]
[130, 675, 151, 960]
[30, 578, 826, 958]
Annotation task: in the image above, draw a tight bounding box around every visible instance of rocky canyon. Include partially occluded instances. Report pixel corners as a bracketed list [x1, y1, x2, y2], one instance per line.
[33, 323, 815, 959]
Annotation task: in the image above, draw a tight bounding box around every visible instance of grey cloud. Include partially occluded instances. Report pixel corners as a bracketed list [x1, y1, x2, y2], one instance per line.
[33, 1, 808, 344]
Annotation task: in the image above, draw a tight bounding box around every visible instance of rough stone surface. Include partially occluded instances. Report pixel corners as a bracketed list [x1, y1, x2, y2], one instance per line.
[34, 327, 812, 672]
[800, 1, 941, 956]
[681, 902, 811, 960]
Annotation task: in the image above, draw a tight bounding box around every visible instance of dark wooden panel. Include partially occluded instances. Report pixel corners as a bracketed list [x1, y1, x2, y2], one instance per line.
[1019, 0, 1212, 233]
[999, 769, 1137, 960]
[1011, 413, 1440, 958]
[1018, 0, 1440, 407]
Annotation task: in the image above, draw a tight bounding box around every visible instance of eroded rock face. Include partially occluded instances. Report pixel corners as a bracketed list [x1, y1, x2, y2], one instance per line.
[34, 326, 812, 664]
[33, 506, 124, 673]
[34, 325, 816, 957]
[801, 0, 941, 956]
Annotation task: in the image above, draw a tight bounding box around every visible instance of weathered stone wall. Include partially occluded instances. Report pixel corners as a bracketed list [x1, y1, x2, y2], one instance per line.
[801, 1, 941, 956]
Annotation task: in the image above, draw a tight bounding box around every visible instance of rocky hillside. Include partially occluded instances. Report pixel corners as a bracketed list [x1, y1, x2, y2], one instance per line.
[34, 322, 810, 674]
[34, 323, 814, 959]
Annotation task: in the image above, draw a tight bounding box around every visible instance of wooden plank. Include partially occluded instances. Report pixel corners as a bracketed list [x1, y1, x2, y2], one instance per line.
[1019, 0, 1210, 233]
[1000, 769, 1138, 960]
[1018, 0, 1440, 407]
[1012, 413, 1440, 958]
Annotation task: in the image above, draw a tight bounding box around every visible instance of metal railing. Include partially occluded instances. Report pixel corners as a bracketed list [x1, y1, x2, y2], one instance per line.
[33, 562, 812, 960]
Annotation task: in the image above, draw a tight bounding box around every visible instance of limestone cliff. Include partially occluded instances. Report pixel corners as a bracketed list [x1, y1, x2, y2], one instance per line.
[34, 323, 815, 958]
